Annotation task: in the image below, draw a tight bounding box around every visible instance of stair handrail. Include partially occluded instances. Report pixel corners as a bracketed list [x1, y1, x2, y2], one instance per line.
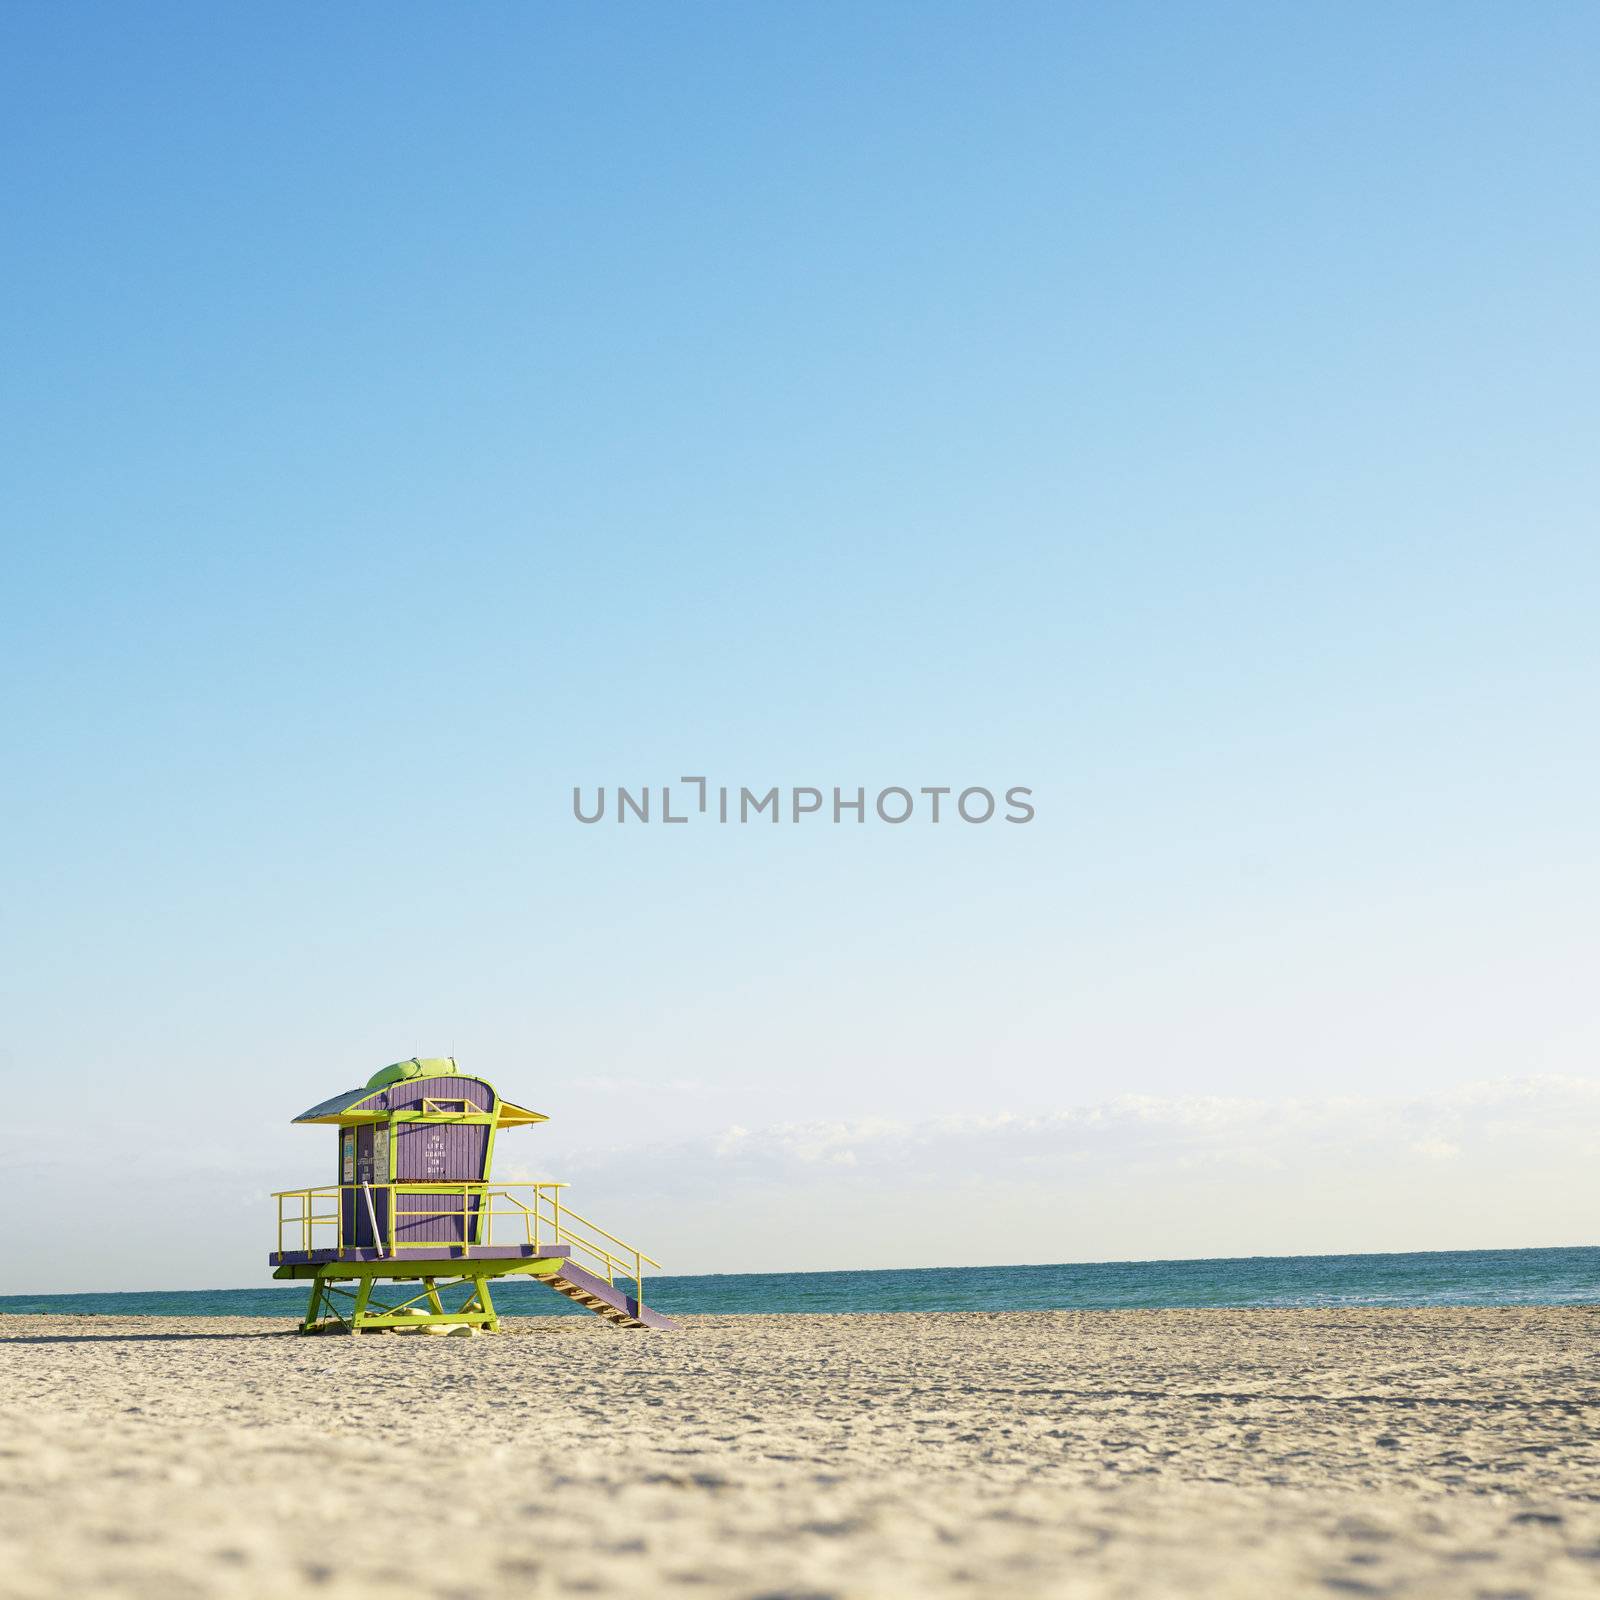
[535, 1192, 661, 1267]
[481, 1184, 654, 1262]
[482, 1184, 656, 1318]
[534, 1192, 655, 1320]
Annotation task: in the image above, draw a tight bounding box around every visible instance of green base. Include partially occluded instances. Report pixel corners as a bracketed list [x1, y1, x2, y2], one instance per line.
[273, 1256, 563, 1335]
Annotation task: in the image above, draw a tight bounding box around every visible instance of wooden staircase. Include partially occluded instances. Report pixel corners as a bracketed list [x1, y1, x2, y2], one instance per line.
[542, 1260, 678, 1329]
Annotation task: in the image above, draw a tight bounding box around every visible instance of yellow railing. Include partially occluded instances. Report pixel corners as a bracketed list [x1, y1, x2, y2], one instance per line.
[275, 1186, 341, 1254]
[270, 1181, 662, 1316]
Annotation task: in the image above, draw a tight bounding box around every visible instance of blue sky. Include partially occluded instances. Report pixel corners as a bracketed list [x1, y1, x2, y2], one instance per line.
[3, 3, 1598, 1289]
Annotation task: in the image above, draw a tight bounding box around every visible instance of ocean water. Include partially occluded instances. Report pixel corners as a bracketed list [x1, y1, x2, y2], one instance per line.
[3, 1245, 1597, 1319]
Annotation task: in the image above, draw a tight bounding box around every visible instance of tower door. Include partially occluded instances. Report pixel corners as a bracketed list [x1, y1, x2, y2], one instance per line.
[344, 1124, 391, 1250]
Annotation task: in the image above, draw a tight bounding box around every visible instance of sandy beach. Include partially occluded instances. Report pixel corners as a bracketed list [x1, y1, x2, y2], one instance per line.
[3, 1306, 1598, 1598]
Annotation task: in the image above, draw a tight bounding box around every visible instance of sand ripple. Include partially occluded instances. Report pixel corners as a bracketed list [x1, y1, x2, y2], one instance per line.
[3, 1307, 1599, 1597]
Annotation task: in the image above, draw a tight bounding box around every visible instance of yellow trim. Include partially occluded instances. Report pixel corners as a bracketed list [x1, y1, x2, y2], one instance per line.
[495, 1100, 548, 1127]
[296, 1103, 546, 1127]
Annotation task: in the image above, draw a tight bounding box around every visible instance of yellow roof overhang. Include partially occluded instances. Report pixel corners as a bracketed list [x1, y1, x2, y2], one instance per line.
[293, 1085, 547, 1127]
[496, 1100, 548, 1128]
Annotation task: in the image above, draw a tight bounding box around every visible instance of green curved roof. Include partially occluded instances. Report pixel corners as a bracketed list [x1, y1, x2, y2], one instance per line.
[365, 1056, 458, 1090]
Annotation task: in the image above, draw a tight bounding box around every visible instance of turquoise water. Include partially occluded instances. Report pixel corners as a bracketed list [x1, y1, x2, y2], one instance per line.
[3, 1245, 1597, 1318]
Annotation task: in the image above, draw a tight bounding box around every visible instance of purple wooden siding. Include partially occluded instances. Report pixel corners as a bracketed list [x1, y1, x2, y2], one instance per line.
[395, 1121, 490, 1182]
[363, 1186, 392, 1247]
[342, 1191, 393, 1247]
[338, 1185, 392, 1250]
[383, 1076, 494, 1115]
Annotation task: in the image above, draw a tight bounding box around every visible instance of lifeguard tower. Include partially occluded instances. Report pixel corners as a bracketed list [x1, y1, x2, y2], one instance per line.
[270, 1057, 675, 1333]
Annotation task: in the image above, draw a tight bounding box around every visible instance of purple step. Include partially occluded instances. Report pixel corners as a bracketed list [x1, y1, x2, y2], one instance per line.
[544, 1261, 678, 1329]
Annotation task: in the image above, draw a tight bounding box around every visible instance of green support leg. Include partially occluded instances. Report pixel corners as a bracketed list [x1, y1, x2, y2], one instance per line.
[350, 1276, 374, 1333]
[301, 1275, 325, 1333]
[475, 1276, 499, 1331]
[424, 1279, 444, 1315]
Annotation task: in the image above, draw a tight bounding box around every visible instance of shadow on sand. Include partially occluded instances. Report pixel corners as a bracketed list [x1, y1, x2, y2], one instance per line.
[0, 1327, 299, 1344]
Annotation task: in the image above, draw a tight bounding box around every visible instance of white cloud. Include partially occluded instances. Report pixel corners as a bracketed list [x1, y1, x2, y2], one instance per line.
[513, 1073, 1600, 1273]
[553, 1073, 1600, 1197]
[1410, 1137, 1462, 1161]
